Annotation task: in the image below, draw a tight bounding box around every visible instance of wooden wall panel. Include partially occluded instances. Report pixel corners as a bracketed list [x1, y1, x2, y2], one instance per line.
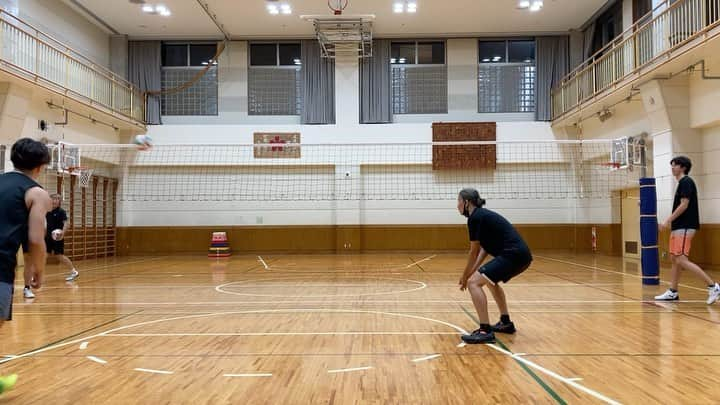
[432, 122, 496, 170]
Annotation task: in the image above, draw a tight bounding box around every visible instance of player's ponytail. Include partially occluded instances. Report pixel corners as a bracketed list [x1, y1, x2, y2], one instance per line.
[459, 188, 485, 217]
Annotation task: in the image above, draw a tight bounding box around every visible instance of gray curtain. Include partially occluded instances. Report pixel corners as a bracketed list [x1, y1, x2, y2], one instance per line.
[128, 41, 161, 125]
[301, 40, 335, 124]
[359, 40, 392, 124]
[583, 22, 596, 61]
[536, 36, 570, 121]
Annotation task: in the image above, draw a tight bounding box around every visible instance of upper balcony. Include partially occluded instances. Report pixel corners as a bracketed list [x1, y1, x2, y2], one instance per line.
[0, 9, 145, 130]
[552, 0, 720, 125]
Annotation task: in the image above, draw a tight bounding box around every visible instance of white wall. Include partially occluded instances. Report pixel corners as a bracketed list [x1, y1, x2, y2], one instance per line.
[127, 39, 623, 228]
[18, 0, 110, 68]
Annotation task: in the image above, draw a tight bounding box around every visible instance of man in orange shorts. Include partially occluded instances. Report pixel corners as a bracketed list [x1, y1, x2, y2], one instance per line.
[655, 156, 720, 304]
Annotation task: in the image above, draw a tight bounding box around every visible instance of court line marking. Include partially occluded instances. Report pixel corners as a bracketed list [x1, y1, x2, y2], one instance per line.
[258, 256, 269, 270]
[405, 255, 436, 269]
[456, 342, 467, 348]
[215, 276, 427, 298]
[568, 378, 584, 382]
[4, 308, 622, 404]
[535, 255, 707, 293]
[224, 373, 272, 378]
[412, 354, 441, 363]
[40, 257, 167, 281]
[79, 342, 89, 350]
[477, 352, 620, 405]
[134, 368, 173, 375]
[105, 332, 459, 337]
[14, 299, 708, 306]
[0, 309, 467, 366]
[328, 366, 373, 374]
[86, 356, 107, 364]
[460, 306, 619, 405]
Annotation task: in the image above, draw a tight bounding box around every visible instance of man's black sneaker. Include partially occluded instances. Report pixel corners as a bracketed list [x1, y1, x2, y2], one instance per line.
[491, 321, 516, 334]
[461, 329, 496, 344]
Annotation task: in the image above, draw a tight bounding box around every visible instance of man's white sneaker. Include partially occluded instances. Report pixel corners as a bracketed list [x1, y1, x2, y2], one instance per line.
[654, 289, 679, 301]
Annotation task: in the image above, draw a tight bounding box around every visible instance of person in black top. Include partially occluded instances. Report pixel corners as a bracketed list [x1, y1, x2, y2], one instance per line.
[457, 188, 532, 344]
[23, 193, 79, 298]
[655, 156, 720, 304]
[0, 138, 52, 392]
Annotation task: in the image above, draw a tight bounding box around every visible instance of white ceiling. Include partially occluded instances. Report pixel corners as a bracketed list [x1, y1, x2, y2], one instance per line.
[65, 0, 608, 39]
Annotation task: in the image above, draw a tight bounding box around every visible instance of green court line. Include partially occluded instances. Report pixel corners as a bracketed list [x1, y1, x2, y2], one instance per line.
[459, 305, 567, 405]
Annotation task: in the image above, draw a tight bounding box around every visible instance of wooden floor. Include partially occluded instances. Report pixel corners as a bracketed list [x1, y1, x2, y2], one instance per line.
[1, 252, 719, 404]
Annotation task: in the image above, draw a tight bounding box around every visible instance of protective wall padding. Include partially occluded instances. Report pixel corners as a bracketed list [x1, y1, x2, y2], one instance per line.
[640, 177, 659, 285]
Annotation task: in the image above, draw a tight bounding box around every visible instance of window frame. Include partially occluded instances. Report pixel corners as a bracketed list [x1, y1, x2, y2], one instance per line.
[477, 38, 537, 114]
[391, 40, 446, 66]
[160, 41, 219, 116]
[247, 41, 303, 116]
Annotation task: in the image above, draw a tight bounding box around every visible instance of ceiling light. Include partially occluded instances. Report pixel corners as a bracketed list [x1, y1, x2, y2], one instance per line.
[390, 58, 397, 63]
[281, 4, 292, 14]
[393, 3, 404, 13]
[407, 2, 417, 12]
[159, 9, 171, 16]
[398, 57, 406, 63]
[155, 4, 167, 13]
[517, 0, 530, 9]
[293, 58, 301, 65]
[267, 4, 279, 14]
[529, 0, 543, 11]
[142, 4, 154, 13]
[481, 58, 490, 62]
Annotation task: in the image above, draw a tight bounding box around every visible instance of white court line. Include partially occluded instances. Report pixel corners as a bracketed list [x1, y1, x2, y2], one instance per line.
[215, 276, 427, 298]
[456, 342, 467, 348]
[258, 256, 269, 270]
[412, 354, 441, 363]
[41, 257, 166, 281]
[106, 332, 459, 337]
[328, 366, 373, 374]
[405, 255, 437, 269]
[86, 356, 107, 364]
[486, 343, 621, 405]
[79, 341, 89, 350]
[0, 308, 621, 404]
[134, 368, 173, 375]
[535, 255, 708, 293]
[14, 299, 708, 306]
[224, 373, 273, 378]
[568, 378, 584, 382]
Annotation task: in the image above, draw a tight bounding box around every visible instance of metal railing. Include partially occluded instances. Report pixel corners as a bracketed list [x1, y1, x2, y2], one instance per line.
[552, 0, 720, 120]
[0, 10, 145, 125]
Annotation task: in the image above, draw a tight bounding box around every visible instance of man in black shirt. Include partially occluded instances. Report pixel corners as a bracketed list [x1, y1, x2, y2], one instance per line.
[655, 156, 720, 304]
[0, 138, 52, 392]
[23, 193, 79, 298]
[457, 188, 532, 344]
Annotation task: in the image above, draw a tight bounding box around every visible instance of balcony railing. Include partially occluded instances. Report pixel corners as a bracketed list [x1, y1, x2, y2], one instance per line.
[552, 0, 720, 120]
[0, 10, 145, 126]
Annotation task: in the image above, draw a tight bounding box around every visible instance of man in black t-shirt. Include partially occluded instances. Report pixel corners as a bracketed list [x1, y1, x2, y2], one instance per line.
[655, 156, 720, 304]
[456, 188, 532, 344]
[0, 138, 52, 392]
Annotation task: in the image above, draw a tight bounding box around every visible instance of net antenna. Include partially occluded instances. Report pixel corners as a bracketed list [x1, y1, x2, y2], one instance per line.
[301, 0, 374, 58]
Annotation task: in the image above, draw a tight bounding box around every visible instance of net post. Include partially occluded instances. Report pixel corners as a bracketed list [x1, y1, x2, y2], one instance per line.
[639, 176, 660, 285]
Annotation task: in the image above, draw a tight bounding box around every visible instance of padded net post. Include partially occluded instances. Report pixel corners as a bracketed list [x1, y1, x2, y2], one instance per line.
[639, 177, 660, 285]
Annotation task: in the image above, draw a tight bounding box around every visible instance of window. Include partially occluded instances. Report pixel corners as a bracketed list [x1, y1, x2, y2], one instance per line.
[390, 41, 447, 114]
[478, 39, 536, 113]
[248, 42, 302, 115]
[161, 43, 218, 116]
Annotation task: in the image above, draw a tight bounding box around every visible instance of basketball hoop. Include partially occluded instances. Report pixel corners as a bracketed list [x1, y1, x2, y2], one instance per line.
[600, 162, 622, 171]
[328, 0, 348, 15]
[67, 166, 94, 188]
